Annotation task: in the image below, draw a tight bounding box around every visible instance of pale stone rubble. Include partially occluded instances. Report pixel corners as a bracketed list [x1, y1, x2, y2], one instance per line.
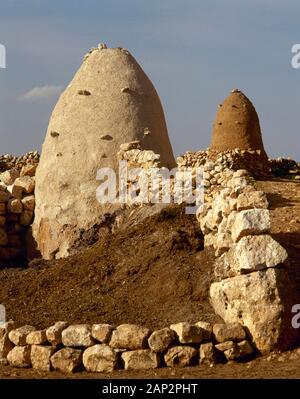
[0, 151, 39, 261]
[269, 157, 300, 180]
[0, 151, 39, 171]
[117, 142, 273, 213]
[2, 320, 254, 372]
[116, 142, 255, 209]
[177, 148, 268, 182]
[118, 141, 161, 169]
[117, 141, 168, 207]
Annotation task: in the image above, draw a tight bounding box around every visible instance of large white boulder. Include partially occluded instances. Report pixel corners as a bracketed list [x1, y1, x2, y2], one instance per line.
[210, 268, 296, 353]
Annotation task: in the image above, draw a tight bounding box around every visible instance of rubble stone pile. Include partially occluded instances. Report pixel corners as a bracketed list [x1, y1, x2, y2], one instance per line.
[177, 147, 268, 178]
[269, 157, 300, 180]
[0, 320, 254, 372]
[117, 140, 161, 169]
[0, 153, 38, 261]
[0, 151, 39, 172]
[115, 140, 299, 215]
[116, 140, 186, 207]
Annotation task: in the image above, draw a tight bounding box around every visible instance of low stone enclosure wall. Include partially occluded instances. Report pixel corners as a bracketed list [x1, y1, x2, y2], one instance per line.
[0, 321, 254, 372]
[0, 146, 299, 372]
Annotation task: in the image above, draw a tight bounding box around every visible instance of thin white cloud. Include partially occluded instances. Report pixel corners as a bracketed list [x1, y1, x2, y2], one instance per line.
[18, 85, 63, 101]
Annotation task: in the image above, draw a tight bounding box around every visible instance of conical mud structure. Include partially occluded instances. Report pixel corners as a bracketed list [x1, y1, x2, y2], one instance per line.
[33, 45, 175, 259]
[211, 89, 268, 157]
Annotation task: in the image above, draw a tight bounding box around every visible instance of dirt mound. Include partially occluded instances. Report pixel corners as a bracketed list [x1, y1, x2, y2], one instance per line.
[211, 90, 267, 157]
[0, 204, 221, 329]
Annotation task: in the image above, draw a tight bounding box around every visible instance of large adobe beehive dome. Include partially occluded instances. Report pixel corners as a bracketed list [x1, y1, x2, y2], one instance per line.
[211, 89, 267, 156]
[33, 44, 175, 260]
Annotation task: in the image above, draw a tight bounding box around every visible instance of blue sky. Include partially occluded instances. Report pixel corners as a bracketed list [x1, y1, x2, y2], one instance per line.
[0, 0, 299, 159]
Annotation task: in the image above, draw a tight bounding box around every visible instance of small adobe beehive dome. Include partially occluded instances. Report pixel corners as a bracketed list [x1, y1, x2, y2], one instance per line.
[33, 44, 175, 260]
[211, 89, 267, 156]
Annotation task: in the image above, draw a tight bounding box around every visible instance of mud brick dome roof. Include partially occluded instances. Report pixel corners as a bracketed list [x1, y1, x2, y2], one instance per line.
[211, 89, 267, 156]
[33, 45, 175, 259]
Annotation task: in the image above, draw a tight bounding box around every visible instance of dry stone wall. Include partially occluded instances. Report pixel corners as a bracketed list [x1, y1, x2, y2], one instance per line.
[0, 320, 254, 372]
[195, 162, 298, 354]
[0, 152, 39, 262]
[114, 142, 299, 355]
